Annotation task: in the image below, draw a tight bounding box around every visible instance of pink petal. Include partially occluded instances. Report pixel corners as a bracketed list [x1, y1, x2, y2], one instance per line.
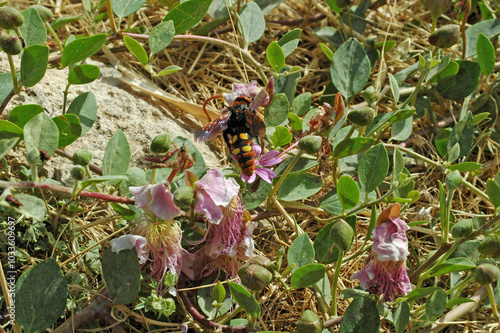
[150, 183, 182, 220]
[195, 169, 240, 207]
[241, 172, 257, 184]
[195, 188, 224, 224]
[223, 81, 260, 104]
[252, 143, 262, 157]
[251, 88, 270, 109]
[255, 168, 275, 183]
[373, 217, 409, 262]
[257, 150, 282, 167]
[110, 235, 149, 264]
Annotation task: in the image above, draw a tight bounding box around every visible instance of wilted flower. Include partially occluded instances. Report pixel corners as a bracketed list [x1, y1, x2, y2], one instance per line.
[111, 234, 149, 264]
[130, 182, 181, 221]
[351, 204, 412, 302]
[234, 144, 282, 184]
[194, 168, 240, 224]
[223, 81, 270, 109]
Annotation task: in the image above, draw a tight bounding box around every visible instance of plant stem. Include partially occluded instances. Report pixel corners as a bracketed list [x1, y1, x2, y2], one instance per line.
[45, 21, 64, 53]
[267, 150, 303, 209]
[331, 249, 344, 316]
[461, 0, 471, 60]
[384, 144, 445, 170]
[272, 196, 304, 235]
[105, 0, 119, 33]
[62, 84, 70, 114]
[462, 179, 491, 202]
[486, 283, 499, 319]
[7, 54, 20, 94]
[0, 258, 23, 333]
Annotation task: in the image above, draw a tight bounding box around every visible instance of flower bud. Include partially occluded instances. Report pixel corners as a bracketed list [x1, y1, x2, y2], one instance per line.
[428, 24, 460, 49]
[298, 135, 322, 154]
[31, 5, 54, 22]
[347, 107, 374, 126]
[363, 86, 379, 106]
[238, 263, 273, 291]
[451, 219, 473, 239]
[150, 133, 171, 154]
[426, 0, 452, 22]
[70, 165, 86, 181]
[474, 263, 499, 285]
[26, 148, 42, 165]
[0, 35, 22, 55]
[329, 219, 354, 252]
[0, 7, 24, 30]
[73, 149, 92, 166]
[296, 310, 323, 333]
[477, 237, 500, 257]
[173, 186, 194, 210]
[249, 255, 277, 273]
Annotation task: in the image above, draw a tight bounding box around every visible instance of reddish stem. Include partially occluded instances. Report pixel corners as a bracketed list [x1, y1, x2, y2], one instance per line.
[203, 94, 223, 122]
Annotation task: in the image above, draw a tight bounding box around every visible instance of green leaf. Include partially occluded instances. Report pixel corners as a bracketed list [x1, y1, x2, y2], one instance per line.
[102, 247, 141, 304]
[255, 0, 287, 13]
[291, 263, 325, 289]
[448, 162, 481, 172]
[238, 1, 265, 44]
[103, 129, 131, 176]
[320, 43, 334, 60]
[80, 175, 128, 191]
[437, 60, 481, 100]
[197, 281, 231, 317]
[447, 112, 474, 160]
[391, 116, 413, 141]
[8, 104, 44, 128]
[288, 233, 315, 270]
[265, 93, 289, 126]
[476, 33, 495, 76]
[0, 137, 19, 159]
[337, 175, 359, 211]
[273, 68, 300, 105]
[332, 137, 375, 158]
[486, 173, 500, 208]
[374, 40, 396, 51]
[426, 289, 447, 319]
[274, 157, 318, 177]
[61, 34, 108, 68]
[156, 65, 183, 76]
[365, 108, 415, 137]
[50, 15, 84, 30]
[427, 257, 476, 278]
[20, 45, 49, 87]
[435, 128, 451, 157]
[242, 180, 272, 210]
[330, 38, 371, 99]
[111, 0, 147, 18]
[66, 91, 97, 135]
[358, 143, 389, 193]
[292, 92, 311, 116]
[0, 120, 23, 141]
[52, 114, 82, 147]
[340, 297, 380, 333]
[277, 173, 323, 201]
[287, 112, 302, 131]
[314, 221, 339, 264]
[20, 7, 47, 47]
[149, 20, 175, 55]
[426, 53, 451, 83]
[15, 194, 46, 221]
[123, 35, 148, 66]
[163, 0, 214, 34]
[266, 41, 285, 73]
[404, 287, 440, 302]
[68, 64, 101, 85]
[388, 73, 400, 104]
[228, 282, 261, 317]
[394, 301, 410, 333]
[270, 126, 292, 147]
[465, 18, 500, 57]
[277, 28, 301, 57]
[16, 259, 68, 333]
[0, 73, 13, 105]
[23, 112, 59, 156]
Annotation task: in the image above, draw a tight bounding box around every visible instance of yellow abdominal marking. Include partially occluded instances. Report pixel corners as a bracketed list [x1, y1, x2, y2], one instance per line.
[239, 133, 249, 140]
[232, 135, 238, 143]
[233, 148, 241, 155]
[242, 145, 252, 152]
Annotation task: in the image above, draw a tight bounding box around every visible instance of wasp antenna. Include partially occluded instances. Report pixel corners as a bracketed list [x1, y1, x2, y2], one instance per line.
[203, 94, 223, 122]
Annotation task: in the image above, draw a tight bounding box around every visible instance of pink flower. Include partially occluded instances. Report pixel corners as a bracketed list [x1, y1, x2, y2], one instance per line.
[111, 234, 149, 264]
[130, 182, 181, 221]
[235, 144, 282, 184]
[223, 81, 270, 109]
[351, 204, 412, 302]
[194, 169, 240, 224]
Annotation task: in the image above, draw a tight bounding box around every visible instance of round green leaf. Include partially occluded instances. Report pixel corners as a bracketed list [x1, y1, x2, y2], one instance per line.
[265, 93, 289, 127]
[0, 120, 23, 140]
[277, 173, 323, 201]
[123, 35, 148, 66]
[197, 281, 231, 318]
[23, 112, 59, 156]
[16, 258, 68, 333]
[426, 289, 447, 319]
[0, 137, 20, 159]
[228, 281, 261, 317]
[102, 247, 141, 304]
[103, 129, 131, 176]
[66, 91, 97, 135]
[20, 7, 47, 47]
[156, 65, 183, 76]
[111, 0, 147, 18]
[68, 64, 101, 85]
[465, 18, 500, 58]
[277, 28, 301, 57]
[394, 301, 410, 333]
[476, 33, 495, 76]
[15, 194, 47, 221]
[437, 60, 480, 100]
[314, 221, 337, 264]
[340, 297, 380, 333]
[61, 34, 108, 68]
[20, 45, 49, 87]
[292, 92, 311, 116]
[242, 178, 272, 210]
[291, 263, 326, 289]
[266, 41, 285, 73]
[270, 125, 292, 147]
[288, 233, 315, 270]
[8, 104, 44, 128]
[447, 112, 474, 159]
[358, 143, 389, 193]
[52, 114, 82, 147]
[163, 0, 213, 34]
[238, 2, 265, 43]
[149, 20, 175, 55]
[337, 175, 360, 211]
[333, 137, 375, 158]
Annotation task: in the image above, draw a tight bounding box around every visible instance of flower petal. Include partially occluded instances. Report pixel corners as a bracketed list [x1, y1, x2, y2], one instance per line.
[252, 143, 262, 157]
[257, 150, 282, 167]
[255, 168, 275, 184]
[250, 88, 270, 109]
[110, 234, 149, 264]
[223, 81, 260, 104]
[242, 172, 257, 184]
[150, 183, 182, 220]
[373, 217, 410, 262]
[195, 188, 224, 224]
[195, 169, 240, 207]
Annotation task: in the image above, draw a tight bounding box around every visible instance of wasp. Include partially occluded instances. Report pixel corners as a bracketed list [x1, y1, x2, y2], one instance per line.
[5, 195, 22, 207]
[195, 96, 266, 178]
[39, 149, 50, 165]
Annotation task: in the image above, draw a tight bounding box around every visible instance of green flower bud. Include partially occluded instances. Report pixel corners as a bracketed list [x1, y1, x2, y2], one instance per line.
[150, 133, 171, 154]
[478, 237, 500, 257]
[474, 263, 499, 285]
[426, 0, 452, 22]
[334, 0, 352, 9]
[451, 219, 473, 239]
[428, 24, 460, 49]
[362, 86, 379, 106]
[0, 7, 24, 30]
[347, 107, 374, 126]
[26, 148, 42, 166]
[70, 165, 86, 181]
[296, 310, 323, 333]
[0, 35, 22, 55]
[173, 186, 194, 210]
[329, 219, 354, 252]
[73, 150, 92, 166]
[31, 5, 54, 22]
[249, 255, 277, 273]
[298, 135, 322, 154]
[238, 263, 274, 291]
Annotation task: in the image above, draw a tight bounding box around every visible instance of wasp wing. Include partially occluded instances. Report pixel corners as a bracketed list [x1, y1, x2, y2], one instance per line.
[245, 110, 266, 138]
[195, 111, 231, 142]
